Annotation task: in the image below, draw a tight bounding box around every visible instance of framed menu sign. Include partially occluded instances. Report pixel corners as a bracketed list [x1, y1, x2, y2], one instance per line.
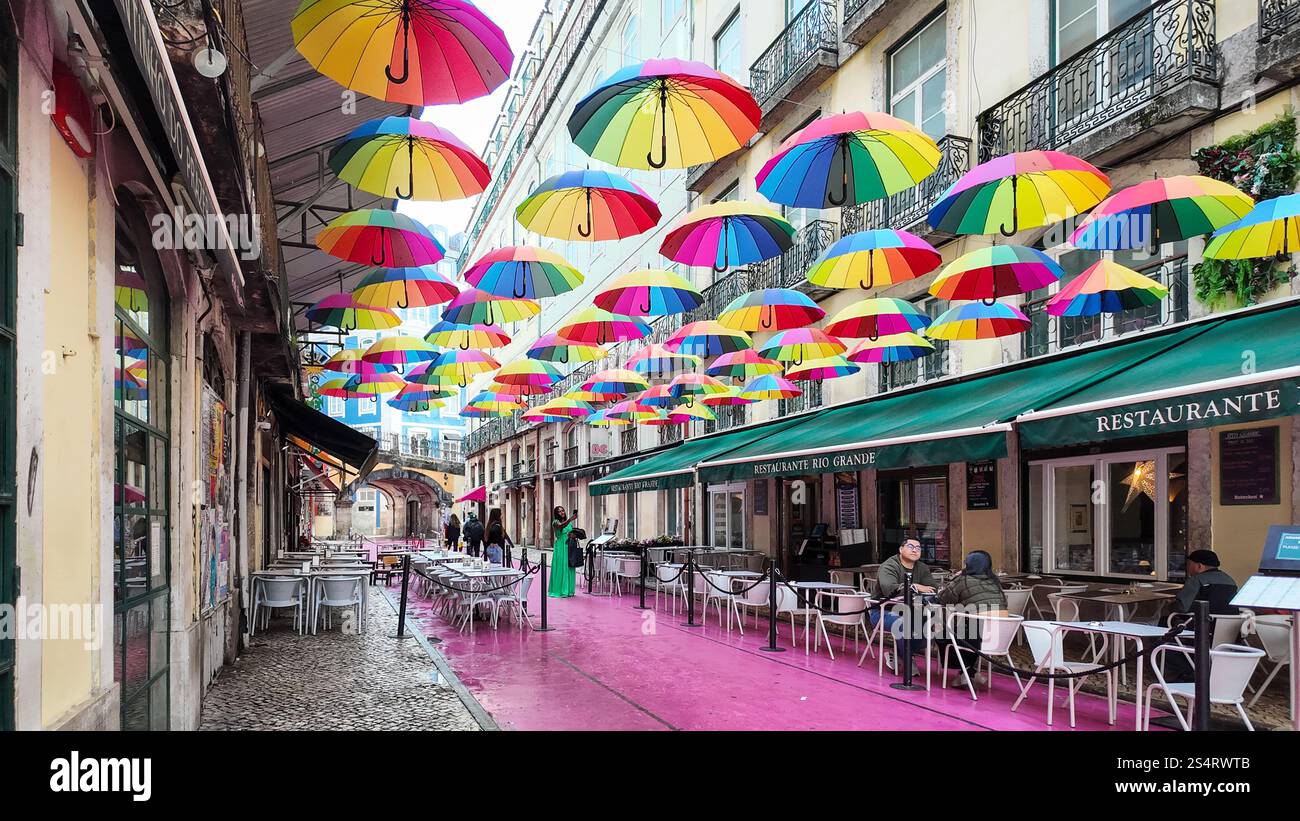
[966, 460, 998, 510]
[754, 479, 768, 516]
[1219, 426, 1279, 505]
[835, 472, 860, 530]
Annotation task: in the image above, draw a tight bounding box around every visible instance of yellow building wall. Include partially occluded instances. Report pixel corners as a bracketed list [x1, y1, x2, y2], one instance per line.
[1209, 421, 1294, 586]
[961, 508, 1004, 564]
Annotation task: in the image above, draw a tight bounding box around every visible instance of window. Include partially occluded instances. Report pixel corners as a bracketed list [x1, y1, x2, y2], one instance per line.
[662, 0, 684, 32]
[626, 493, 638, 539]
[713, 9, 743, 82]
[712, 180, 740, 203]
[709, 484, 746, 549]
[621, 14, 640, 62]
[326, 395, 344, 417]
[786, 0, 815, 21]
[881, 297, 948, 390]
[665, 489, 681, 537]
[889, 14, 947, 140]
[1055, 0, 1151, 61]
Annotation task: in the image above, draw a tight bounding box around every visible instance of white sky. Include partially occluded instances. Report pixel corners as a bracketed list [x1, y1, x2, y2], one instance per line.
[400, 0, 548, 242]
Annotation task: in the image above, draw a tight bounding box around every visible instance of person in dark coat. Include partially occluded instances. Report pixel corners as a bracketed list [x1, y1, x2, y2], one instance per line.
[463, 512, 484, 556]
[444, 513, 461, 551]
[1162, 549, 1239, 682]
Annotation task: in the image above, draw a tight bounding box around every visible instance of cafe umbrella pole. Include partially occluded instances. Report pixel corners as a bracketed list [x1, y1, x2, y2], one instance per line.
[761, 559, 785, 652]
[390, 554, 414, 639]
[891, 570, 925, 691]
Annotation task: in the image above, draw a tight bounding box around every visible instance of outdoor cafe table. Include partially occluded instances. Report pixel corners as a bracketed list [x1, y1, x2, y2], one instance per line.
[789, 581, 857, 654]
[444, 565, 522, 634]
[1057, 587, 1176, 624]
[252, 569, 371, 634]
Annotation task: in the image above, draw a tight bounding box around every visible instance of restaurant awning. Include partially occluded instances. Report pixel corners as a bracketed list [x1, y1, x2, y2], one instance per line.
[267, 384, 379, 481]
[554, 452, 642, 481]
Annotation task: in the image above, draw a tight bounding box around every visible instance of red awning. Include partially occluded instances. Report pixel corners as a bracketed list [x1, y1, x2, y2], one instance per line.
[456, 485, 487, 503]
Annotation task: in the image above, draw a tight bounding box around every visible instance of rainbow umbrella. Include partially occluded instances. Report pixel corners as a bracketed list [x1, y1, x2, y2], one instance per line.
[305, 293, 400, 332]
[1046, 260, 1168, 317]
[463, 245, 584, 299]
[352, 266, 459, 309]
[637, 384, 681, 408]
[494, 359, 562, 390]
[583, 368, 649, 397]
[637, 409, 678, 427]
[515, 171, 661, 241]
[388, 381, 446, 408]
[926, 302, 1031, 340]
[488, 380, 551, 397]
[321, 349, 365, 373]
[527, 333, 608, 364]
[668, 373, 729, 405]
[755, 111, 940, 208]
[664, 321, 752, 357]
[441, 289, 540, 326]
[929, 246, 1063, 302]
[705, 349, 783, 379]
[718, 288, 824, 333]
[522, 408, 571, 424]
[593, 270, 703, 316]
[115, 270, 149, 312]
[461, 404, 515, 418]
[568, 58, 760, 170]
[329, 116, 489, 202]
[824, 297, 932, 340]
[786, 356, 860, 381]
[847, 333, 934, 364]
[291, 0, 513, 106]
[558, 307, 650, 346]
[563, 389, 607, 403]
[758, 328, 847, 366]
[1071, 175, 1254, 250]
[740, 375, 802, 402]
[316, 377, 365, 400]
[667, 403, 717, 424]
[388, 393, 445, 413]
[344, 372, 405, 402]
[361, 335, 439, 374]
[701, 386, 757, 407]
[532, 397, 595, 419]
[1205, 193, 1300, 260]
[587, 408, 631, 427]
[627, 343, 700, 377]
[807, 230, 941, 291]
[659, 202, 794, 273]
[315, 208, 446, 268]
[400, 363, 456, 397]
[466, 391, 526, 411]
[606, 399, 659, 422]
[429, 348, 500, 387]
[927, 150, 1110, 236]
[423, 320, 511, 350]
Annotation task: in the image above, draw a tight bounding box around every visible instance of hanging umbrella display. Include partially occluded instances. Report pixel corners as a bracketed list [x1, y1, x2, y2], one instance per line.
[927, 150, 1110, 236]
[329, 116, 489, 201]
[627, 343, 700, 377]
[291, 0, 513, 106]
[522, 408, 571, 424]
[637, 384, 681, 408]
[758, 328, 847, 366]
[807, 229, 941, 291]
[527, 332, 608, 364]
[666, 403, 717, 424]
[361, 335, 439, 374]
[428, 348, 500, 387]
[1071, 175, 1254, 250]
[664, 320, 752, 357]
[352, 265, 459, 309]
[493, 359, 562, 391]
[705, 349, 783, 380]
[785, 356, 860, 381]
[605, 399, 659, 422]
[557, 307, 651, 345]
[423, 320, 511, 350]
[755, 111, 939, 209]
[321, 349, 365, 374]
[740, 374, 802, 402]
[316, 377, 365, 400]
[115, 269, 149, 313]
[400, 363, 456, 398]
[586, 408, 631, 427]
[563, 388, 608, 403]
[824, 297, 933, 340]
[344, 372, 405, 402]
[532, 397, 595, 419]
[583, 368, 650, 397]
[593, 270, 703, 316]
[668, 373, 730, 406]
[847, 333, 934, 364]
[1205, 193, 1300, 260]
[388, 382, 446, 412]
[925, 302, 1031, 340]
[1046, 260, 1169, 317]
[305, 293, 401, 332]
[515, 171, 661, 241]
[637, 408, 678, 427]
[929, 246, 1064, 303]
[315, 208, 446, 268]
[441, 288, 540, 326]
[659, 202, 794, 273]
[461, 404, 517, 418]
[717, 288, 824, 332]
[568, 58, 760, 170]
[465, 391, 526, 414]
[463, 245, 585, 299]
[701, 386, 757, 406]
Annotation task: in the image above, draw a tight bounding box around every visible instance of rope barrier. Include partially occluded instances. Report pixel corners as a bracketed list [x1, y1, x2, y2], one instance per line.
[415, 565, 539, 595]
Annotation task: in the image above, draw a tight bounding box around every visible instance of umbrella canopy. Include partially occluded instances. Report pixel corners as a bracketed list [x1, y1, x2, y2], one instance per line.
[316, 377, 365, 399]
[1205, 193, 1300, 260]
[465, 391, 526, 413]
[785, 355, 860, 381]
[807, 229, 941, 291]
[568, 58, 760, 170]
[755, 111, 940, 209]
[758, 328, 847, 366]
[593, 269, 703, 316]
[291, 0, 513, 106]
[705, 349, 783, 379]
[740, 374, 802, 401]
[522, 408, 572, 423]
[1046, 260, 1169, 317]
[321, 349, 365, 373]
[352, 265, 459, 309]
[329, 116, 489, 202]
[315, 208, 446, 268]
[637, 384, 681, 408]
[701, 386, 757, 406]
[927, 150, 1110, 236]
[718, 288, 825, 332]
[1071, 175, 1254, 250]
[527, 333, 608, 364]
[606, 399, 659, 422]
[494, 359, 562, 388]
[586, 408, 631, 427]
[824, 297, 933, 340]
[532, 397, 595, 419]
[441, 288, 540, 326]
[114, 270, 148, 313]
[847, 332, 934, 363]
[423, 320, 511, 350]
[659, 201, 794, 273]
[627, 343, 700, 377]
[429, 348, 500, 387]
[343, 372, 405, 399]
[463, 245, 584, 299]
[926, 301, 1031, 340]
[929, 246, 1064, 301]
[461, 404, 516, 418]
[664, 320, 752, 357]
[488, 379, 551, 396]
[388, 394, 445, 413]
[584, 368, 650, 396]
[515, 170, 661, 241]
[399, 363, 455, 397]
[388, 381, 446, 408]
[305, 293, 400, 331]
[564, 388, 608, 403]
[361, 336, 439, 373]
[668, 373, 730, 403]
[558, 307, 651, 345]
[666, 403, 717, 424]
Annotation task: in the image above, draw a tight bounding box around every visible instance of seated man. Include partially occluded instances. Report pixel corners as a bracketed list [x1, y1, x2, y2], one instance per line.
[1162, 549, 1239, 682]
[871, 538, 938, 669]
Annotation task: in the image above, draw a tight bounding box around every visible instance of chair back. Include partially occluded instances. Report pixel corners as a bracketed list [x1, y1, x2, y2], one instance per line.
[775, 584, 803, 613]
[821, 593, 870, 626]
[319, 576, 363, 604]
[1022, 620, 1062, 667]
[258, 577, 305, 606]
[742, 576, 770, 607]
[619, 558, 642, 578]
[950, 611, 1023, 656]
[1209, 613, 1246, 648]
[517, 574, 534, 601]
[829, 570, 855, 588]
[1253, 616, 1294, 662]
[704, 571, 731, 597]
[1004, 587, 1032, 618]
[1048, 587, 1088, 621]
[1208, 644, 1266, 702]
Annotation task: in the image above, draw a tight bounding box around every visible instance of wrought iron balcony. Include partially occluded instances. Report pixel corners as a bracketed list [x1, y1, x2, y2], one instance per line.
[842, 0, 909, 47]
[749, 220, 840, 292]
[1258, 0, 1300, 80]
[377, 434, 464, 472]
[841, 135, 972, 240]
[779, 379, 824, 417]
[976, 0, 1218, 164]
[1261, 0, 1300, 39]
[749, 0, 839, 123]
[620, 427, 638, 455]
[659, 425, 684, 446]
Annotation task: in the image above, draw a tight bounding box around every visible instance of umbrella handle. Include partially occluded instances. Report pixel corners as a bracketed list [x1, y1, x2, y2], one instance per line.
[396, 279, 410, 310]
[394, 140, 415, 200]
[577, 190, 593, 238]
[998, 176, 1020, 237]
[647, 83, 669, 169]
[712, 221, 730, 273]
[385, 7, 411, 84]
[858, 251, 875, 291]
[640, 292, 653, 315]
[828, 139, 849, 207]
[371, 243, 386, 266]
[761, 305, 774, 331]
[513, 265, 529, 299]
[459, 337, 470, 351]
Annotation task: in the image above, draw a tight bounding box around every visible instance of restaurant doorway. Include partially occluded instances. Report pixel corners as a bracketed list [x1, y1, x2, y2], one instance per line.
[778, 476, 820, 572]
[879, 471, 950, 567]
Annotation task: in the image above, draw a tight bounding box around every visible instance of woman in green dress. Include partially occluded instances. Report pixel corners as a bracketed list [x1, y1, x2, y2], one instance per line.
[548, 505, 579, 598]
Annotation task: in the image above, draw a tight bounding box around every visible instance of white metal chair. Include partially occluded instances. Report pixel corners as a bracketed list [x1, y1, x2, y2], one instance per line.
[486, 573, 532, 630]
[252, 577, 307, 635]
[313, 575, 365, 634]
[941, 611, 1024, 700]
[1246, 615, 1293, 719]
[1027, 581, 1082, 621]
[704, 571, 744, 634]
[1145, 643, 1265, 731]
[1004, 588, 1032, 645]
[814, 592, 872, 660]
[776, 584, 817, 653]
[614, 558, 642, 597]
[1012, 620, 1113, 727]
[737, 574, 770, 628]
[654, 564, 688, 614]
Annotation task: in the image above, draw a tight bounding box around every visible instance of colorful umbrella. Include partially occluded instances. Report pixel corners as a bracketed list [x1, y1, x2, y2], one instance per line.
[457, 485, 488, 502]
[343, 372, 405, 401]
[701, 386, 757, 407]
[659, 201, 794, 273]
[388, 382, 446, 410]
[925, 301, 1031, 340]
[515, 171, 661, 241]
[807, 229, 941, 291]
[1205, 193, 1300, 260]
[927, 150, 1110, 236]
[465, 391, 526, 413]
[929, 246, 1064, 302]
[305, 293, 400, 332]
[361, 335, 439, 374]
[352, 265, 459, 309]
[291, 0, 513, 106]
[637, 384, 681, 408]
[484, 381, 551, 398]
[494, 359, 562, 389]
[1070, 175, 1254, 250]
[606, 399, 659, 422]
[532, 397, 595, 419]
[664, 321, 752, 357]
[388, 394, 445, 413]
[593, 269, 703, 316]
[666, 403, 717, 424]
[567, 58, 760, 170]
[463, 245, 584, 299]
[563, 389, 608, 403]
[758, 328, 847, 366]
[321, 349, 365, 374]
[718, 288, 824, 332]
[668, 373, 730, 405]
[315, 208, 446, 268]
[627, 343, 700, 377]
[740, 374, 802, 402]
[316, 376, 362, 400]
[583, 368, 650, 397]
[1046, 260, 1169, 317]
[785, 356, 860, 381]
[115, 270, 149, 313]
[586, 408, 631, 427]
[824, 297, 933, 340]
[557, 307, 651, 345]
[423, 320, 511, 350]
[705, 349, 783, 379]
[328, 116, 489, 201]
[400, 363, 456, 397]
[441, 288, 540, 326]
[527, 333, 609, 364]
[755, 111, 940, 208]
[846, 333, 934, 364]
[429, 348, 500, 387]
[636, 408, 678, 427]
[522, 408, 571, 424]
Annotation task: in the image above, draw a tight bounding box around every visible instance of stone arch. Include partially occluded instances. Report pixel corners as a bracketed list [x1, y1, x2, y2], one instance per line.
[354, 467, 452, 536]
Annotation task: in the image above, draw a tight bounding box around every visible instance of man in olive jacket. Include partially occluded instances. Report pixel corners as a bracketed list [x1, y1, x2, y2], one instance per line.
[877, 539, 938, 598]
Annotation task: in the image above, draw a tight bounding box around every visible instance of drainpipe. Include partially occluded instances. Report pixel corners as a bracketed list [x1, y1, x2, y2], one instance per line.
[235, 331, 251, 651]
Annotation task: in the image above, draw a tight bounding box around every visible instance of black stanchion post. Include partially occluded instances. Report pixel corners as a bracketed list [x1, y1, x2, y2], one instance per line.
[390, 554, 413, 639]
[535, 554, 553, 632]
[761, 560, 784, 652]
[587, 546, 595, 595]
[634, 548, 648, 610]
[891, 570, 924, 691]
[683, 550, 699, 627]
[1193, 599, 1210, 730]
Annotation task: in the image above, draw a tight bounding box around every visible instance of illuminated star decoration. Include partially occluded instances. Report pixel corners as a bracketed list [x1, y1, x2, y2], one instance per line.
[1120, 461, 1184, 512]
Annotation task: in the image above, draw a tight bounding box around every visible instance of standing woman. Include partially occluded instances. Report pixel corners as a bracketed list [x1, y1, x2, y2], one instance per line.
[445, 513, 461, 551]
[485, 508, 512, 564]
[548, 505, 579, 598]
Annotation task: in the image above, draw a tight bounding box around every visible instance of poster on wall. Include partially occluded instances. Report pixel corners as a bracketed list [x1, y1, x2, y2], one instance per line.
[1219, 426, 1279, 505]
[199, 386, 232, 614]
[966, 460, 998, 510]
[835, 472, 860, 530]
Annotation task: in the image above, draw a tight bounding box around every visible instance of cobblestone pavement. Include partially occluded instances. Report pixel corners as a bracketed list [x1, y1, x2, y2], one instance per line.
[199, 588, 484, 731]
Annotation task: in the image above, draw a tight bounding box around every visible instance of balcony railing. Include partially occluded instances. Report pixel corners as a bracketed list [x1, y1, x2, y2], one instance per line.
[659, 425, 684, 446]
[842, 136, 972, 237]
[564, 445, 579, 467]
[844, 0, 873, 18]
[749, 0, 839, 109]
[377, 434, 463, 464]
[779, 378, 824, 416]
[976, 0, 1218, 162]
[749, 220, 840, 291]
[620, 427, 638, 454]
[1260, 0, 1300, 40]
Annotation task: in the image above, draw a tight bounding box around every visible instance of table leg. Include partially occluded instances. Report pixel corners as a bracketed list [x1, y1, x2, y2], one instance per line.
[1134, 638, 1145, 731]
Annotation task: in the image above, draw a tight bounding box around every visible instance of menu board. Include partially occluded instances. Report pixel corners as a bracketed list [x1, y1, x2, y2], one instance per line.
[754, 479, 768, 516]
[1219, 426, 1279, 505]
[966, 460, 998, 510]
[835, 472, 860, 530]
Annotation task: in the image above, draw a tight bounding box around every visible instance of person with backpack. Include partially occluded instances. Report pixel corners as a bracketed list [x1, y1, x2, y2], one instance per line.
[462, 512, 484, 556]
[485, 508, 512, 564]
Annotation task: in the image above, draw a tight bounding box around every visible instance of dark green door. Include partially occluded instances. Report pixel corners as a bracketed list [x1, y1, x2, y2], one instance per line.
[0, 28, 17, 732]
